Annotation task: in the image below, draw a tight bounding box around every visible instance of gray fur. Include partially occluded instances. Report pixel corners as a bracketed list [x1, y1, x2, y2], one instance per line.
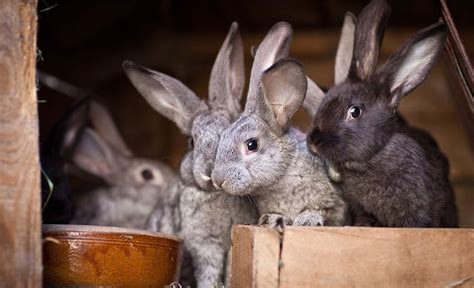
[124, 22, 257, 288]
[71, 126, 177, 229]
[307, 3, 458, 227]
[212, 50, 347, 228]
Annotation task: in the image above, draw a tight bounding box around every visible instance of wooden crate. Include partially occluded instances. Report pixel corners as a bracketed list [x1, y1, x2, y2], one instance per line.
[231, 225, 474, 287]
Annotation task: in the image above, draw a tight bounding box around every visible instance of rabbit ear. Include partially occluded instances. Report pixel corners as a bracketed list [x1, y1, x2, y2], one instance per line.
[302, 77, 325, 119]
[348, 0, 390, 81]
[376, 23, 447, 108]
[208, 22, 245, 119]
[258, 58, 307, 130]
[335, 12, 356, 84]
[72, 128, 118, 179]
[246, 22, 293, 110]
[43, 97, 90, 160]
[123, 61, 208, 135]
[89, 101, 133, 157]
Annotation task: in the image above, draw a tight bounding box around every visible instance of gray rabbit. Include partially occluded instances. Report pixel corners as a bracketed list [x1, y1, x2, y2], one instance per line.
[123, 22, 257, 288]
[211, 22, 348, 229]
[307, 0, 458, 227]
[70, 100, 178, 229]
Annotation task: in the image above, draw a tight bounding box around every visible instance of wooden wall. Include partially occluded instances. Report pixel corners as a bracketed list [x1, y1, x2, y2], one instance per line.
[0, 0, 41, 286]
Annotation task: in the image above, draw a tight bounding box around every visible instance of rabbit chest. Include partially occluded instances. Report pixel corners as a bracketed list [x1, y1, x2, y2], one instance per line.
[255, 130, 344, 222]
[338, 133, 449, 227]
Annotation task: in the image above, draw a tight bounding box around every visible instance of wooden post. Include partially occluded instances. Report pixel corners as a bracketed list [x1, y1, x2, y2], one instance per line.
[0, 0, 41, 286]
[231, 226, 281, 288]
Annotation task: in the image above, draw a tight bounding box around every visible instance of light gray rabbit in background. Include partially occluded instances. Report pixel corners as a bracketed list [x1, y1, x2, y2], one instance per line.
[211, 22, 348, 230]
[124, 22, 257, 288]
[70, 100, 178, 230]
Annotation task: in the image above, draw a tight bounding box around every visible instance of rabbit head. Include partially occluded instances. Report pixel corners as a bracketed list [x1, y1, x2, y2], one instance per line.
[211, 22, 308, 196]
[123, 22, 245, 191]
[72, 101, 175, 194]
[307, 0, 446, 167]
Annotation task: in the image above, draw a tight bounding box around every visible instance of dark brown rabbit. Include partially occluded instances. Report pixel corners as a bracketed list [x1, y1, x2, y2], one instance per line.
[307, 0, 458, 227]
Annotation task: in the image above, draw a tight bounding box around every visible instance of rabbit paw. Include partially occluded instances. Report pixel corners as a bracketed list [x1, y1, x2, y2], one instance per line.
[293, 210, 324, 226]
[258, 213, 291, 232]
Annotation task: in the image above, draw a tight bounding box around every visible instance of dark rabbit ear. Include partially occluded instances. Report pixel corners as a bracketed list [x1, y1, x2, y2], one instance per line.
[335, 12, 357, 84]
[376, 23, 447, 107]
[89, 100, 133, 157]
[348, 0, 390, 81]
[246, 22, 293, 110]
[123, 61, 208, 135]
[72, 128, 117, 178]
[43, 97, 90, 160]
[208, 22, 245, 119]
[258, 58, 307, 131]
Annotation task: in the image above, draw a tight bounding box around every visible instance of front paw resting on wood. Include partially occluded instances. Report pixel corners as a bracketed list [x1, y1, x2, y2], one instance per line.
[293, 210, 324, 226]
[258, 213, 292, 232]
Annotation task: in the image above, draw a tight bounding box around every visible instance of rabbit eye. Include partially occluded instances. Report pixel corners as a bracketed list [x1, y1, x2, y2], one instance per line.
[245, 138, 259, 152]
[188, 138, 194, 149]
[348, 106, 362, 119]
[141, 169, 154, 181]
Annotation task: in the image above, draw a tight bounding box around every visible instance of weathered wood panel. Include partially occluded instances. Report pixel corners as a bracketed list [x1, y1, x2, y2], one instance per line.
[232, 226, 474, 287]
[279, 227, 474, 287]
[231, 225, 280, 288]
[0, 0, 41, 286]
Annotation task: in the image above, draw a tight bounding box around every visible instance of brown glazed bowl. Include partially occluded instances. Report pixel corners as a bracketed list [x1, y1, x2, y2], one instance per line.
[43, 224, 182, 287]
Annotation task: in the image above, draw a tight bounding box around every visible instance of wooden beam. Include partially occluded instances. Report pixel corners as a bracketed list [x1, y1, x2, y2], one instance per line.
[0, 0, 41, 286]
[231, 225, 280, 288]
[232, 226, 474, 287]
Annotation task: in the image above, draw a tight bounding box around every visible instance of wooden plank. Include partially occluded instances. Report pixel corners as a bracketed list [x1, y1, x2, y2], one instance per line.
[0, 0, 41, 287]
[279, 227, 474, 287]
[231, 225, 280, 288]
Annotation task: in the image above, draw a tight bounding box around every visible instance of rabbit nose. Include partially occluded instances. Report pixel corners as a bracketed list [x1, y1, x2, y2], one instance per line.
[307, 128, 322, 155]
[211, 170, 224, 190]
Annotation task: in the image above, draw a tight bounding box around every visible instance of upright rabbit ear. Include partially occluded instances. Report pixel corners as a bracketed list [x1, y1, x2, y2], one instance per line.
[376, 23, 447, 108]
[72, 128, 118, 179]
[246, 22, 293, 110]
[43, 97, 90, 160]
[123, 61, 208, 135]
[302, 77, 325, 119]
[335, 12, 357, 84]
[258, 58, 307, 131]
[89, 101, 133, 157]
[348, 0, 390, 81]
[208, 22, 245, 119]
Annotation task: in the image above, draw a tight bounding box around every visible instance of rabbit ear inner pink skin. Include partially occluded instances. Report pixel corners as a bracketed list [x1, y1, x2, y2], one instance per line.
[212, 58, 348, 227]
[348, 0, 390, 80]
[307, 12, 458, 227]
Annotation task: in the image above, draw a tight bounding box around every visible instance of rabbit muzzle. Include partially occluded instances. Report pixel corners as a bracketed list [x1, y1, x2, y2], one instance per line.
[307, 127, 323, 156]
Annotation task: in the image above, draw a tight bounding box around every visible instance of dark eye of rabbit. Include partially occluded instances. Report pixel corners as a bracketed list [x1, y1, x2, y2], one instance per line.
[245, 138, 259, 152]
[141, 169, 154, 181]
[188, 138, 194, 149]
[347, 106, 362, 119]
